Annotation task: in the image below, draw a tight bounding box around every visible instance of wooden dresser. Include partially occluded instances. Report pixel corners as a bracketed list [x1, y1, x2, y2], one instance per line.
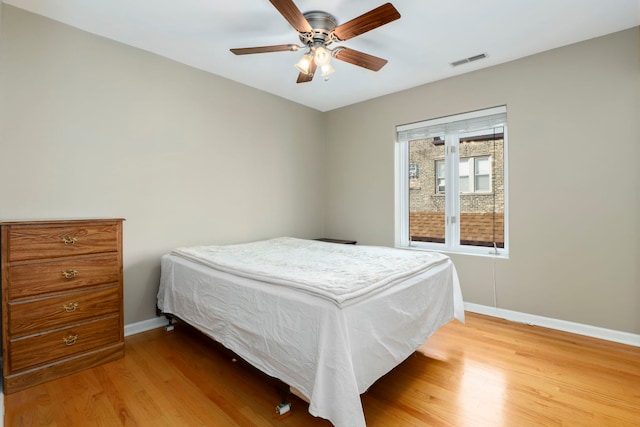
[0, 218, 124, 394]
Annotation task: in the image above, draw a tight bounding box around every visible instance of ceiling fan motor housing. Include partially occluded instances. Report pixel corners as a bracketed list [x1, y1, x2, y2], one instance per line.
[299, 11, 338, 47]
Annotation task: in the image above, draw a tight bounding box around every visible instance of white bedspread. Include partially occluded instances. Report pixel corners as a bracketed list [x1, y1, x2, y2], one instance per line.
[171, 237, 450, 307]
[158, 238, 464, 427]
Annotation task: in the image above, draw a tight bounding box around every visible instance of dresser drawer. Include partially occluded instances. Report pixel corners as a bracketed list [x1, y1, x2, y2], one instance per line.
[8, 286, 120, 338]
[5, 222, 120, 262]
[8, 315, 121, 373]
[7, 253, 120, 300]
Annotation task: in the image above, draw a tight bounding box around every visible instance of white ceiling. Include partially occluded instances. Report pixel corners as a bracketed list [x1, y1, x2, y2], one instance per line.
[4, 0, 640, 112]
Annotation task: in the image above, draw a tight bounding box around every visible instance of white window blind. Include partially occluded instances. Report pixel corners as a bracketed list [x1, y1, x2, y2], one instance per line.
[397, 106, 507, 143]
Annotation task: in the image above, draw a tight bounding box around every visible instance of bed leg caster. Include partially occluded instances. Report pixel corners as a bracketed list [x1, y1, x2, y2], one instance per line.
[275, 402, 291, 417]
[164, 316, 176, 332]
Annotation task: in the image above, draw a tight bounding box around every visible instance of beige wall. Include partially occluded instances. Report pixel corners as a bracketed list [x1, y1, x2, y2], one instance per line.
[1, 5, 638, 336]
[0, 6, 326, 324]
[324, 28, 640, 334]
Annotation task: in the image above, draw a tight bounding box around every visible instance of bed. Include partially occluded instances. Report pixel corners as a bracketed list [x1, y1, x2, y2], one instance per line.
[157, 237, 464, 427]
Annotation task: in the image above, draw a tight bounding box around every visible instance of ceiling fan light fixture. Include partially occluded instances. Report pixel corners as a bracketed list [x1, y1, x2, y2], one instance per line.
[313, 46, 331, 67]
[295, 52, 314, 74]
[320, 63, 335, 78]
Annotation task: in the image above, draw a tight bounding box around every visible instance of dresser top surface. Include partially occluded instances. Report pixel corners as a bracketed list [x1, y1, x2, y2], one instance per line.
[1, 218, 125, 226]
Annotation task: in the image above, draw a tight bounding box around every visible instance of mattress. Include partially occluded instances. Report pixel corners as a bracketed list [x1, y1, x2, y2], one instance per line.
[158, 238, 464, 427]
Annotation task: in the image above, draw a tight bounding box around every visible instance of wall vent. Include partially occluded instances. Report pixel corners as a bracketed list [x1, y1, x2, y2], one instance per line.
[450, 53, 487, 67]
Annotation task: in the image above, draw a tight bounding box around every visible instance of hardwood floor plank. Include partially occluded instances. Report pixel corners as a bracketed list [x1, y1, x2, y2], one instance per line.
[5, 312, 640, 426]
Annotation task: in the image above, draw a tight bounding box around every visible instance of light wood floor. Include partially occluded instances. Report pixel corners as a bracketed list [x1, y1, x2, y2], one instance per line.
[5, 312, 640, 426]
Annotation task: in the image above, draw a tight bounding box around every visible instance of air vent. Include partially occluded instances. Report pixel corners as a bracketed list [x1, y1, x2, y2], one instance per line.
[450, 53, 487, 67]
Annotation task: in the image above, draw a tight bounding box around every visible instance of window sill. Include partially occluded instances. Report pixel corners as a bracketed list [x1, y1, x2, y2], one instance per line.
[397, 243, 509, 259]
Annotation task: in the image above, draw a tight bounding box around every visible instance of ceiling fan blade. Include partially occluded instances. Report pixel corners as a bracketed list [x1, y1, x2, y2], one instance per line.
[230, 44, 300, 55]
[269, 0, 312, 33]
[334, 47, 388, 72]
[333, 3, 401, 41]
[296, 60, 317, 84]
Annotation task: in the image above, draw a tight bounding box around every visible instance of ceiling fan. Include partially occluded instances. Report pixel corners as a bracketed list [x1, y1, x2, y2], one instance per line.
[230, 0, 401, 83]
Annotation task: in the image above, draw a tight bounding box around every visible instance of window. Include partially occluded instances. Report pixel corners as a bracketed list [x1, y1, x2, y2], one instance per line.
[409, 163, 419, 179]
[395, 106, 508, 256]
[457, 156, 491, 193]
[435, 160, 445, 193]
[409, 163, 420, 189]
[474, 156, 491, 192]
[439, 156, 491, 194]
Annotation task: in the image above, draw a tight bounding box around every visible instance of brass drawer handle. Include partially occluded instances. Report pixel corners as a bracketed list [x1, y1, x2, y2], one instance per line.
[62, 334, 79, 346]
[61, 269, 78, 279]
[61, 236, 78, 245]
[63, 302, 79, 313]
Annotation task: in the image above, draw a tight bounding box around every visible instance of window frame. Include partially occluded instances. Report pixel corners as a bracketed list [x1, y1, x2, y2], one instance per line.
[395, 106, 509, 258]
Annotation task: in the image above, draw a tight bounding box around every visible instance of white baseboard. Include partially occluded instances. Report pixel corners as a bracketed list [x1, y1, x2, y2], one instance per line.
[465, 303, 640, 347]
[124, 316, 169, 337]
